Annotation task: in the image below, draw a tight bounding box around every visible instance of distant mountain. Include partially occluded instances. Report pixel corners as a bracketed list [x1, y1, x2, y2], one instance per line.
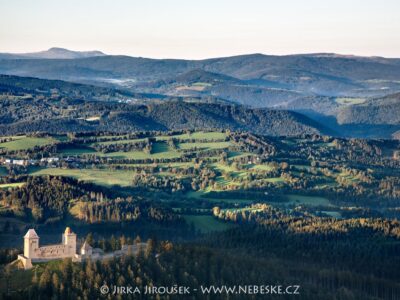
[0, 53, 26, 60]
[1, 52, 400, 97]
[0, 47, 105, 60]
[1, 51, 400, 138]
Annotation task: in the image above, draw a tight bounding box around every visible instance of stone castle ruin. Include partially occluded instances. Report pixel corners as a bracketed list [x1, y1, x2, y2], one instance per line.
[18, 227, 146, 269]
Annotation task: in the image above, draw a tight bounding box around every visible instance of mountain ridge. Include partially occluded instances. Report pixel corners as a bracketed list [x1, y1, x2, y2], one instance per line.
[0, 47, 106, 60]
[1, 49, 400, 138]
[1, 51, 400, 97]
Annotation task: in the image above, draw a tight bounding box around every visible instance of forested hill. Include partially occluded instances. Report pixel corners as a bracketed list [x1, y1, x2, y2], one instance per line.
[337, 92, 400, 125]
[0, 95, 328, 135]
[0, 74, 330, 136]
[0, 74, 162, 102]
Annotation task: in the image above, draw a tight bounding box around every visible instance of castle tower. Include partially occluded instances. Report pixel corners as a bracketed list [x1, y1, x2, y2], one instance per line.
[62, 227, 77, 256]
[24, 229, 39, 259]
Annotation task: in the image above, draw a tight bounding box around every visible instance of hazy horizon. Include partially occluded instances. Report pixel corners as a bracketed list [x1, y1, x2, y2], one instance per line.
[3, 46, 400, 60]
[1, 0, 400, 59]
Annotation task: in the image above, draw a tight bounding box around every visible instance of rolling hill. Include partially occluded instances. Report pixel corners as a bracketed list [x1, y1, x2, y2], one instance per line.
[0, 74, 164, 103]
[1, 51, 400, 98]
[0, 88, 329, 136]
[337, 92, 400, 125]
[1, 50, 400, 138]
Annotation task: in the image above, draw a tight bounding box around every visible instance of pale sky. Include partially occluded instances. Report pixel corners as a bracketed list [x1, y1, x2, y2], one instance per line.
[0, 0, 399, 59]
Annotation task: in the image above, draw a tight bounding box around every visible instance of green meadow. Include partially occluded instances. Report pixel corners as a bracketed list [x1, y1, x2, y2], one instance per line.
[0, 182, 26, 189]
[177, 141, 231, 150]
[99, 142, 181, 160]
[29, 168, 136, 187]
[0, 136, 57, 151]
[156, 131, 227, 141]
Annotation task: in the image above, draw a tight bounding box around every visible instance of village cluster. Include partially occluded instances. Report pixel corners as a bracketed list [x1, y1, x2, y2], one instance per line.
[0, 156, 85, 169]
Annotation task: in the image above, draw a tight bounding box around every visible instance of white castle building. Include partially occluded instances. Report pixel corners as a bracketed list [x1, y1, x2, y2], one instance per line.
[18, 227, 81, 269]
[18, 227, 147, 270]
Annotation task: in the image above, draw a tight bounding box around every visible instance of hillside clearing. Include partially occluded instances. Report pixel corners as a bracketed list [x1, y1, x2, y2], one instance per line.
[29, 168, 136, 187]
[0, 136, 57, 151]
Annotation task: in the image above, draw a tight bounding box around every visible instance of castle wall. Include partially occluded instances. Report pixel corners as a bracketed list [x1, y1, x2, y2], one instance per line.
[18, 255, 32, 270]
[33, 244, 75, 260]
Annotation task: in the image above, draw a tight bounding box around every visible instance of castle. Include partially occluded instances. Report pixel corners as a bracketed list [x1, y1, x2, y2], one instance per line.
[18, 227, 81, 269]
[18, 227, 146, 270]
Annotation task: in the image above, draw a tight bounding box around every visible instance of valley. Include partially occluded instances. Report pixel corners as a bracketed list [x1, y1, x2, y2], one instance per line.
[2, 0, 400, 296]
[1, 49, 400, 300]
[1, 130, 399, 236]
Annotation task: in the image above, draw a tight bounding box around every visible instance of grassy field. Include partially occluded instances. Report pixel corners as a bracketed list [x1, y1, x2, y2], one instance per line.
[251, 164, 274, 171]
[89, 131, 228, 150]
[177, 141, 231, 150]
[93, 137, 147, 146]
[60, 142, 181, 160]
[212, 162, 243, 174]
[285, 194, 330, 206]
[114, 162, 194, 168]
[29, 168, 136, 187]
[99, 142, 181, 160]
[0, 182, 25, 189]
[265, 177, 285, 183]
[0, 136, 57, 151]
[156, 131, 227, 141]
[227, 151, 255, 159]
[183, 215, 233, 233]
